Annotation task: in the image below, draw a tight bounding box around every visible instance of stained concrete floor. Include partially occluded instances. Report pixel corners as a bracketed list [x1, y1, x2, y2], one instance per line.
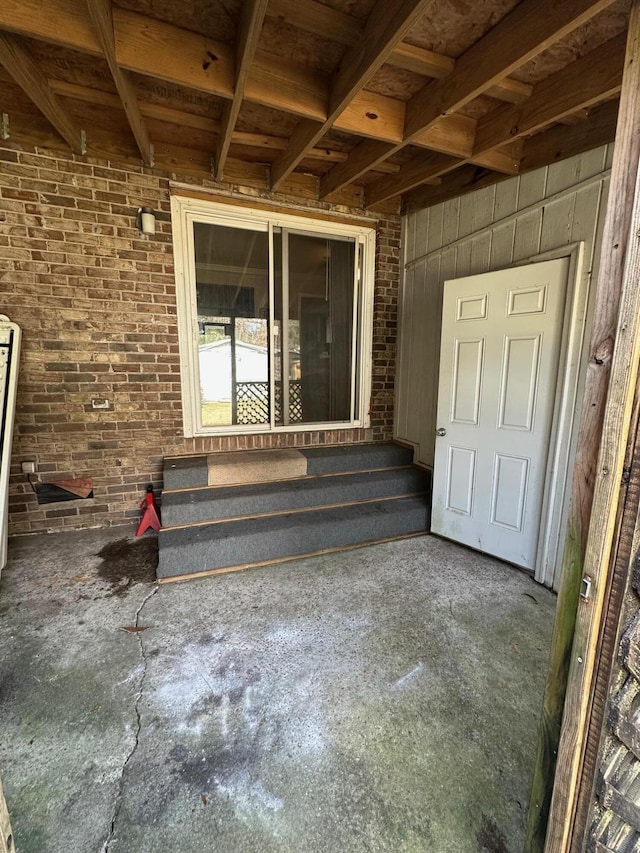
[0, 528, 556, 853]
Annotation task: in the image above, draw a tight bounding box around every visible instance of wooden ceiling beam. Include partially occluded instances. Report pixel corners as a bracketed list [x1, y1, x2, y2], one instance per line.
[401, 98, 620, 213]
[318, 132, 518, 200]
[473, 33, 626, 154]
[0, 0, 468, 159]
[44, 78, 402, 173]
[403, 0, 617, 141]
[86, 0, 152, 165]
[0, 31, 85, 153]
[320, 0, 607, 198]
[365, 33, 624, 207]
[215, 0, 268, 180]
[0, 0, 533, 173]
[270, 0, 436, 190]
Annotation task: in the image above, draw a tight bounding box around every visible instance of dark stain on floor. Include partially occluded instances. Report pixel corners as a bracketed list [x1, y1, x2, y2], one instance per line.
[477, 815, 510, 853]
[95, 536, 158, 595]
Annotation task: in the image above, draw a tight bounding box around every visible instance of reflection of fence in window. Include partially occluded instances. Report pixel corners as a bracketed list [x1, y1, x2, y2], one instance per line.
[236, 381, 303, 425]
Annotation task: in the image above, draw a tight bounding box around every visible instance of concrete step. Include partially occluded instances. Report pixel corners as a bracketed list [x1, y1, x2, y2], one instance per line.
[157, 494, 429, 580]
[162, 442, 414, 491]
[161, 466, 431, 528]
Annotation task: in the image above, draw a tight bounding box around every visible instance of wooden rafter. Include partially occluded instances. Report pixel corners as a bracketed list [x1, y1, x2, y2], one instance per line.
[0, 0, 488, 163]
[364, 32, 625, 207]
[401, 99, 620, 213]
[403, 0, 615, 140]
[320, 0, 616, 199]
[42, 78, 403, 175]
[0, 31, 85, 153]
[269, 0, 436, 191]
[472, 33, 626, 155]
[0, 0, 630, 205]
[215, 0, 268, 180]
[86, 0, 152, 165]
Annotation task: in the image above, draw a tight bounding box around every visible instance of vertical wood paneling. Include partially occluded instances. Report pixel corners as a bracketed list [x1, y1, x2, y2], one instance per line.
[540, 195, 577, 253]
[442, 197, 460, 246]
[413, 206, 429, 258]
[396, 145, 612, 472]
[513, 209, 543, 261]
[427, 203, 444, 253]
[518, 168, 548, 210]
[471, 233, 492, 273]
[490, 222, 516, 268]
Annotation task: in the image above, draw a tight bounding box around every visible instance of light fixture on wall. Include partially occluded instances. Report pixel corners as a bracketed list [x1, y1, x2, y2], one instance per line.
[136, 206, 156, 235]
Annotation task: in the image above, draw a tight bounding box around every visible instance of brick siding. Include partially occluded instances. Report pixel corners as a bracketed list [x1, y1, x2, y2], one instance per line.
[1, 143, 400, 535]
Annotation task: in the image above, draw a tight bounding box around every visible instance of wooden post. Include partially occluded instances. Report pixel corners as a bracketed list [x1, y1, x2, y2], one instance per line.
[525, 4, 640, 851]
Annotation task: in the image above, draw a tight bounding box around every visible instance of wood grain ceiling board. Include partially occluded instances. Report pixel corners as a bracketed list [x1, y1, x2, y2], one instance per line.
[511, 0, 630, 84]
[113, 0, 241, 43]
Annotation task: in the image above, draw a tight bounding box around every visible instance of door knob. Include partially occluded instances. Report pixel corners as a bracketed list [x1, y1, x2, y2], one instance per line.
[436, 427, 446, 436]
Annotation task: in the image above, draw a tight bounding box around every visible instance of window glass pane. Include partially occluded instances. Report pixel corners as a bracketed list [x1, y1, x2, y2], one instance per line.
[288, 233, 355, 424]
[194, 222, 270, 427]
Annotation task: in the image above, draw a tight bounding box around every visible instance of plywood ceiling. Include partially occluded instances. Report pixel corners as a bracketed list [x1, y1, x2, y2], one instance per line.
[0, 0, 631, 213]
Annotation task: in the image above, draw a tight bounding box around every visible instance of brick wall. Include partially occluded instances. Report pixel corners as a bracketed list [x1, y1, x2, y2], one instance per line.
[1, 143, 401, 535]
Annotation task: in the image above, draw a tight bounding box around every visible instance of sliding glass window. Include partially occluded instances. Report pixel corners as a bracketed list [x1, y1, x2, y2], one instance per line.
[172, 197, 375, 437]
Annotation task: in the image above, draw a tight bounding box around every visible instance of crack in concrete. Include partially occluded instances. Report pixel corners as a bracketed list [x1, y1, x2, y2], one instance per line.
[102, 583, 159, 852]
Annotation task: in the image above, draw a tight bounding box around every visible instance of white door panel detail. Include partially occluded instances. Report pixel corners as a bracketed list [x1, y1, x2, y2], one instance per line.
[507, 284, 547, 316]
[445, 447, 476, 516]
[490, 454, 529, 531]
[451, 339, 484, 425]
[432, 259, 569, 569]
[498, 335, 541, 431]
[457, 294, 488, 321]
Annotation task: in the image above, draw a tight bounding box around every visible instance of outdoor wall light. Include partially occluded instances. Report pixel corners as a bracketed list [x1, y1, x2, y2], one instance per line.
[136, 206, 156, 235]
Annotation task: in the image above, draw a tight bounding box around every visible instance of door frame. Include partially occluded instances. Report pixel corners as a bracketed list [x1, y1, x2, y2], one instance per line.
[511, 243, 589, 588]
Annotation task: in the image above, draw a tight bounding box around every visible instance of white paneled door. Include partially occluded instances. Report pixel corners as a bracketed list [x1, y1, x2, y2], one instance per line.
[431, 259, 569, 570]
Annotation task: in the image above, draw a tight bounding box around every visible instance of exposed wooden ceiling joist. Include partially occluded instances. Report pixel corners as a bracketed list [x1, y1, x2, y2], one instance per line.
[364, 31, 624, 206]
[320, 0, 617, 198]
[404, 0, 616, 139]
[215, 0, 269, 180]
[86, 0, 152, 165]
[0, 0, 484, 163]
[43, 77, 403, 174]
[0, 31, 85, 153]
[269, 0, 437, 190]
[0, 0, 629, 213]
[402, 98, 620, 213]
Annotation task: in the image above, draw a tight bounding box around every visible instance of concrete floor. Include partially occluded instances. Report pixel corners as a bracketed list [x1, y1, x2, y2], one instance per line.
[0, 527, 556, 853]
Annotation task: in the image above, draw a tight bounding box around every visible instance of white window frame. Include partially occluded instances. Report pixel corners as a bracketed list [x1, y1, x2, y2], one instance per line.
[171, 195, 376, 438]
